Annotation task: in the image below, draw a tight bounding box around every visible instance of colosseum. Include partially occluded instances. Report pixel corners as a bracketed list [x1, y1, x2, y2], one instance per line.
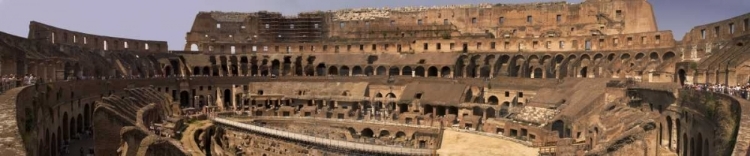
[0, 0, 749, 155]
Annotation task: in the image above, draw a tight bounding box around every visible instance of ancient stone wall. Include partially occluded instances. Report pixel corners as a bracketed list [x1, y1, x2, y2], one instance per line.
[28, 21, 168, 52]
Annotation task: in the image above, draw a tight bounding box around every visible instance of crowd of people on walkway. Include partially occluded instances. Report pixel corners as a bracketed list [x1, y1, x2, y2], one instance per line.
[683, 83, 750, 100]
[0, 74, 39, 93]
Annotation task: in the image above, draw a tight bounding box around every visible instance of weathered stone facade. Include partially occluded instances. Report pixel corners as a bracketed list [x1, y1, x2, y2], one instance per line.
[0, 0, 749, 156]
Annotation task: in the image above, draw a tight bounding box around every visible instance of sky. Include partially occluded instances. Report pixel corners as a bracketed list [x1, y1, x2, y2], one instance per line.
[0, 0, 748, 50]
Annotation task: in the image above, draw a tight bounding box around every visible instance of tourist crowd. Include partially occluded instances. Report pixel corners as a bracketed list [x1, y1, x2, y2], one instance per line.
[0, 74, 39, 93]
[683, 83, 750, 100]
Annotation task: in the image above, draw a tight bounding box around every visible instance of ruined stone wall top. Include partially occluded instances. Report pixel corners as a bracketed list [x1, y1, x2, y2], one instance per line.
[28, 21, 168, 52]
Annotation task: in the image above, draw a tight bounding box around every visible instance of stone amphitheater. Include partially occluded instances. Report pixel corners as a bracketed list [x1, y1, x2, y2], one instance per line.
[0, 0, 750, 155]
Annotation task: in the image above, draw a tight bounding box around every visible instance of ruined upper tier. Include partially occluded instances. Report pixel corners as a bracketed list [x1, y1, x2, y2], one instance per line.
[185, 0, 662, 52]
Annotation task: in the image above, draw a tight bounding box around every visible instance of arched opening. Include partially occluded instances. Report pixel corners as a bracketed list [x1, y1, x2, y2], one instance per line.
[376, 66, 386, 75]
[180, 91, 190, 108]
[486, 107, 496, 118]
[223, 89, 231, 108]
[364, 66, 374, 76]
[203, 66, 210, 76]
[427, 66, 438, 77]
[69, 117, 76, 140]
[352, 66, 363, 76]
[696, 133, 703, 156]
[386, 93, 397, 99]
[533, 68, 543, 78]
[635, 53, 645, 61]
[580, 67, 588, 78]
[472, 106, 483, 116]
[164, 66, 172, 77]
[361, 128, 374, 138]
[379, 130, 390, 138]
[678, 69, 687, 86]
[340, 66, 350, 76]
[395, 131, 407, 139]
[389, 67, 400, 76]
[230, 65, 238, 76]
[316, 64, 326, 76]
[190, 44, 199, 51]
[552, 120, 568, 138]
[441, 66, 451, 78]
[663, 52, 676, 61]
[402, 66, 413, 76]
[271, 60, 280, 76]
[488, 96, 499, 105]
[415, 66, 425, 77]
[328, 66, 338, 76]
[649, 52, 659, 61]
[193, 67, 201, 76]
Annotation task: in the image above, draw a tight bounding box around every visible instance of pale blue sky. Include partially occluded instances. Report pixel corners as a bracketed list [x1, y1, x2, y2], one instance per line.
[0, 0, 748, 50]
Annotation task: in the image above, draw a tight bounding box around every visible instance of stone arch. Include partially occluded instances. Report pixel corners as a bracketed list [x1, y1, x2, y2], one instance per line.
[230, 65, 238, 76]
[389, 66, 400, 76]
[190, 43, 199, 51]
[402, 66, 413, 76]
[455, 55, 468, 78]
[649, 52, 660, 61]
[529, 67, 542, 78]
[621, 53, 631, 60]
[203, 66, 210, 76]
[164, 66, 172, 77]
[340, 66, 350, 76]
[488, 96, 499, 105]
[375, 93, 383, 98]
[427, 66, 438, 77]
[509, 55, 526, 77]
[271, 59, 281, 76]
[467, 55, 481, 78]
[395, 131, 407, 139]
[635, 53, 645, 61]
[386, 93, 397, 99]
[364, 66, 374, 76]
[552, 120, 568, 138]
[414, 66, 425, 77]
[494, 55, 511, 77]
[472, 106, 483, 116]
[316, 63, 326, 76]
[361, 128, 375, 138]
[349, 66, 361, 76]
[376, 66, 386, 76]
[606, 53, 616, 62]
[663, 51, 676, 61]
[440, 66, 451, 78]
[486, 107, 496, 118]
[328, 66, 338, 76]
[379, 130, 391, 138]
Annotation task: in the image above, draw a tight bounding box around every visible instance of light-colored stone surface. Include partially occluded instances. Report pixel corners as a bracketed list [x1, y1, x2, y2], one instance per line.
[0, 86, 27, 156]
[438, 129, 538, 156]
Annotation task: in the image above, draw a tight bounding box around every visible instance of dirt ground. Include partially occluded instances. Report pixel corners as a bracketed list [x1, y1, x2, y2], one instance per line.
[437, 130, 539, 156]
